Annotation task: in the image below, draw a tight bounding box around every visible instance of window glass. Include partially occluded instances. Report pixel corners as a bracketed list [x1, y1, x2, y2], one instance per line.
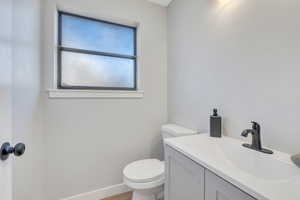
[61, 51, 135, 88]
[61, 14, 135, 56]
[58, 12, 137, 90]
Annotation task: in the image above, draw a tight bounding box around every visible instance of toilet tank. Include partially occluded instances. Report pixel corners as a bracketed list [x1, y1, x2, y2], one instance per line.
[161, 124, 198, 139]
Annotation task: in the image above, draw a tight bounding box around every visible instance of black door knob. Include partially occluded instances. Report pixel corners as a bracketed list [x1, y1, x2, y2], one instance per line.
[14, 143, 26, 157]
[0, 142, 26, 161]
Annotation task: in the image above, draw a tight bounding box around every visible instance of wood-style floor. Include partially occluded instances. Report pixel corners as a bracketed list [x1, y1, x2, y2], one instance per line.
[102, 192, 133, 200]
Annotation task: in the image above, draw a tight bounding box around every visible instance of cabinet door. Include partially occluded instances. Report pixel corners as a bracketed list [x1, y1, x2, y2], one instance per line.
[205, 170, 256, 200]
[164, 145, 205, 200]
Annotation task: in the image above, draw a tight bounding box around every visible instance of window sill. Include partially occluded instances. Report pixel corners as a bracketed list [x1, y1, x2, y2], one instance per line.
[47, 89, 144, 99]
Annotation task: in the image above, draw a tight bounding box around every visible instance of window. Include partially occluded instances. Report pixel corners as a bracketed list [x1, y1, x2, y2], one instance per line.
[57, 11, 137, 90]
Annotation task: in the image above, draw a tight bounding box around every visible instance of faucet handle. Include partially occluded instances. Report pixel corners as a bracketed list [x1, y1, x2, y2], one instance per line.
[251, 121, 260, 130]
[251, 121, 261, 132]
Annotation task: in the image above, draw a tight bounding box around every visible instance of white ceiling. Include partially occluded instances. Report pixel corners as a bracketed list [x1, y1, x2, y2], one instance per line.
[147, 0, 173, 7]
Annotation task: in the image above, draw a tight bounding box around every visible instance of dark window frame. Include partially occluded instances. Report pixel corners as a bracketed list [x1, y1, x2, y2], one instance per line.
[57, 11, 138, 91]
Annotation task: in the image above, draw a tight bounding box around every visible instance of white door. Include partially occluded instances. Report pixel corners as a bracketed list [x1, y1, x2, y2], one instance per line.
[0, 0, 13, 199]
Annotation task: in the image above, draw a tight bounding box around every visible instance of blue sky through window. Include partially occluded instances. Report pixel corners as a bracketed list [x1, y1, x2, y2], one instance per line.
[61, 14, 135, 56]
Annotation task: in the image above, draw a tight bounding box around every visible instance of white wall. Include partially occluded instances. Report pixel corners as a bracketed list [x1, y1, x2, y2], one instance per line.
[168, 0, 300, 154]
[12, 0, 46, 199]
[43, 0, 167, 199]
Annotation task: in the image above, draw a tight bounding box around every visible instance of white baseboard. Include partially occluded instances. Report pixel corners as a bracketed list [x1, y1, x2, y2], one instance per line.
[60, 183, 131, 200]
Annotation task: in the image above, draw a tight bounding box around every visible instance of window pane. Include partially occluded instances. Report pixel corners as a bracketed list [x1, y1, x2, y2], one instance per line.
[61, 14, 135, 56]
[61, 51, 135, 88]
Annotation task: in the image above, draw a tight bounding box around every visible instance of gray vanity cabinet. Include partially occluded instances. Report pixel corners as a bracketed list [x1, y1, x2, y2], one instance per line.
[205, 170, 256, 200]
[164, 145, 205, 200]
[165, 145, 256, 200]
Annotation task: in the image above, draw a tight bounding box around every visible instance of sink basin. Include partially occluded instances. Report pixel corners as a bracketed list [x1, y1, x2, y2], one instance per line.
[218, 140, 300, 180]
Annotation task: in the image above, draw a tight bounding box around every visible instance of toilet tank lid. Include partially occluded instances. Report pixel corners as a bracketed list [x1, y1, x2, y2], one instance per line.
[161, 124, 198, 136]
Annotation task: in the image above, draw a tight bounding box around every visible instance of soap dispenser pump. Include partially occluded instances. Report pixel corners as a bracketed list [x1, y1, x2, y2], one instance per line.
[210, 108, 222, 138]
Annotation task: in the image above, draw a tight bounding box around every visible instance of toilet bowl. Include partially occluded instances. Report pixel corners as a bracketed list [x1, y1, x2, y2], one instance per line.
[123, 124, 198, 200]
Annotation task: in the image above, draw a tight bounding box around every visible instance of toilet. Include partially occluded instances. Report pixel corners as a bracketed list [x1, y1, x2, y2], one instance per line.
[123, 124, 198, 200]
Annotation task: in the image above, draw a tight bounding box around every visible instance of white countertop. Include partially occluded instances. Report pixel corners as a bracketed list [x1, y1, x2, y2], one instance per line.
[165, 134, 300, 200]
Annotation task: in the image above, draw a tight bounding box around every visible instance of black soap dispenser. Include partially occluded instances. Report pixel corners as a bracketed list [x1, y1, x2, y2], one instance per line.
[210, 109, 222, 138]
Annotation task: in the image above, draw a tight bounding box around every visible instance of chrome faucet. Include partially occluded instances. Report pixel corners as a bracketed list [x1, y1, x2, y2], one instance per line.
[241, 121, 273, 154]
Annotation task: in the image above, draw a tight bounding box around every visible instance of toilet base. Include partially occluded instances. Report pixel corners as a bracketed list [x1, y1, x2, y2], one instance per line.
[132, 186, 163, 200]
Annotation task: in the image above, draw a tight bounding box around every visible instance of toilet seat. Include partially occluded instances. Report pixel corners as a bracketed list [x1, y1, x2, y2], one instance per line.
[123, 159, 165, 190]
[123, 159, 164, 183]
